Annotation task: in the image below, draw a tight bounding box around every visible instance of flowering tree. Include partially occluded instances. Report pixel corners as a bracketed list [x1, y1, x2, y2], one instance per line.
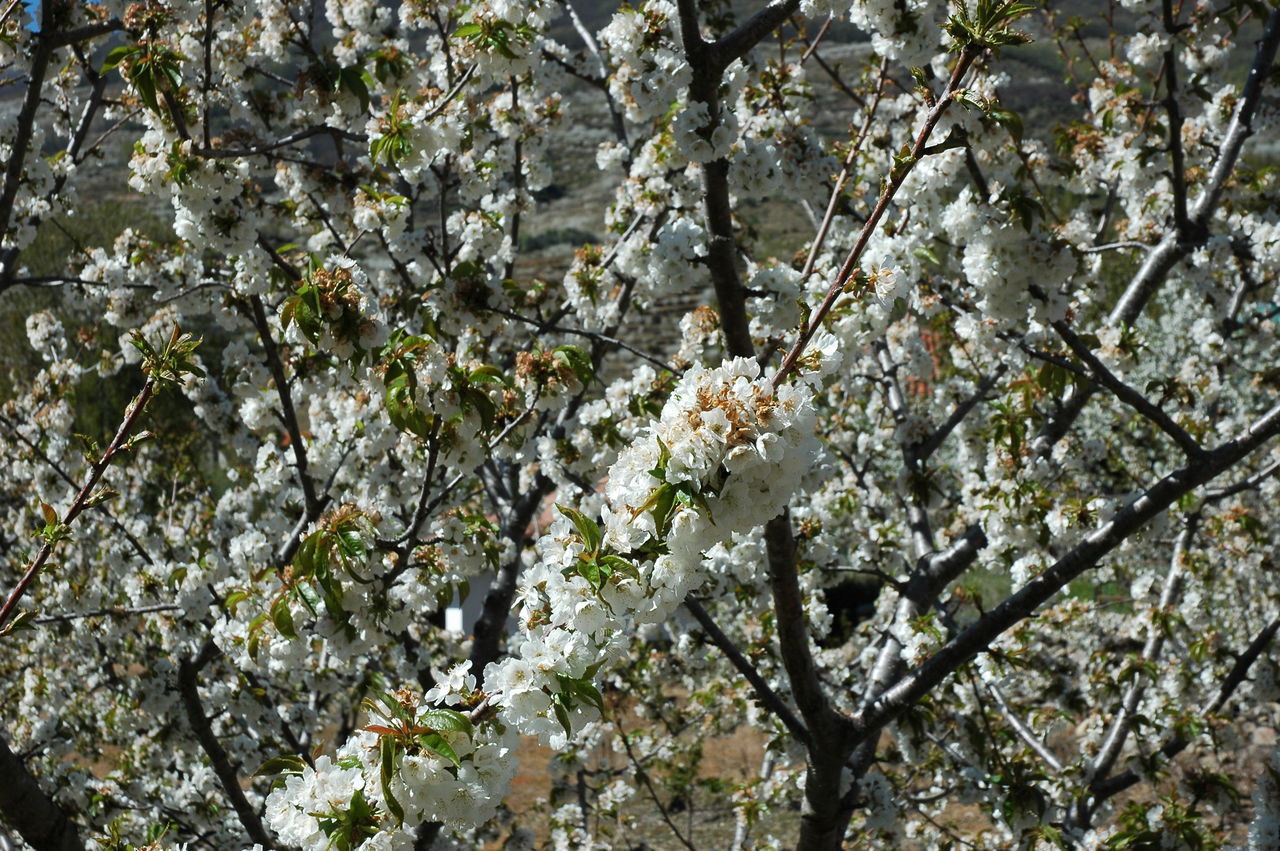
[2, 0, 1280, 847]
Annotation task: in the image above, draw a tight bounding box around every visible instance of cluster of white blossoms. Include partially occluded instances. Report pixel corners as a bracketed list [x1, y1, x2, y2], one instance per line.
[672, 100, 739, 163]
[598, 1, 692, 124]
[486, 358, 817, 744]
[24, 310, 65, 360]
[601, 357, 817, 567]
[6, 0, 1280, 845]
[265, 666, 517, 849]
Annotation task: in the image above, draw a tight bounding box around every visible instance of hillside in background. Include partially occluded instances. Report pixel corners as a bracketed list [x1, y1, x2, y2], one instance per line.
[5, 1, 1272, 378]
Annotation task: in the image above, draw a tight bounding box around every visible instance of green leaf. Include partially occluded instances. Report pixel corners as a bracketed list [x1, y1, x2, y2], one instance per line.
[468, 364, 509, 385]
[317, 572, 348, 627]
[578, 559, 603, 590]
[461, 387, 497, 431]
[552, 345, 594, 385]
[552, 695, 572, 735]
[0, 609, 37, 638]
[101, 44, 140, 73]
[337, 528, 368, 561]
[557, 505, 603, 557]
[913, 245, 940, 265]
[418, 707, 474, 736]
[598, 554, 639, 582]
[249, 614, 272, 660]
[419, 731, 461, 767]
[384, 373, 435, 441]
[572, 679, 605, 714]
[890, 144, 916, 183]
[294, 533, 323, 578]
[987, 104, 1024, 144]
[379, 736, 404, 825]
[952, 89, 983, 111]
[255, 754, 307, 777]
[648, 436, 671, 481]
[271, 596, 298, 639]
[337, 65, 372, 112]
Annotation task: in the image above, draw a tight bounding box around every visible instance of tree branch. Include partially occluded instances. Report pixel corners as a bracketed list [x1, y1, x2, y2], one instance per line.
[178, 641, 274, 849]
[1087, 613, 1280, 806]
[0, 731, 83, 851]
[710, 0, 802, 71]
[249, 294, 321, 517]
[0, 379, 157, 632]
[1160, 0, 1190, 236]
[773, 46, 980, 387]
[855, 401, 1280, 744]
[0, 12, 56, 278]
[1034, 11, 1280, 452]
[1109, 7, 1280, 325]
[468, 484, 550, 681]
[48, 18, 123, 48]
[684, 597, 811, 747]
[913, 366, 1007, 460]
[1053, 320, 1204, 457]
[1089, 517, 1198, 783]
[985, 680, 1064, 773]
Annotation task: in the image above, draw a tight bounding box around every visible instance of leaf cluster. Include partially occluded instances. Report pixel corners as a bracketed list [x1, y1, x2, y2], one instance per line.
[551, 668, 606, 736]
[280, 263, 372, 363]
[453, 18, 536, 60]
[370, 90, 412, 166]
[102, 42, 186, 116]
[362, 684, 474, 824]
[945, 0, 1035, 51]
[557, 506, 640, 596]
[129, 325, 205, 388]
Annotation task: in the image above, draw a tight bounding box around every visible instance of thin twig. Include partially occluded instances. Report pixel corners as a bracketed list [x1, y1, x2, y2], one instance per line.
[774, 47, 981, 387]
[0, 379, 157, 632]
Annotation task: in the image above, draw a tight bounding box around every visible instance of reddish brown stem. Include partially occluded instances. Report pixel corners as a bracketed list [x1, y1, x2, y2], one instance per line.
[773, 47, 979, 388]
[0, 380, 155, 631]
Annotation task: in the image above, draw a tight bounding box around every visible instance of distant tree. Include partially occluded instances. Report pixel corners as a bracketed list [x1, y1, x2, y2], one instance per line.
[1, 0, 1279, 848]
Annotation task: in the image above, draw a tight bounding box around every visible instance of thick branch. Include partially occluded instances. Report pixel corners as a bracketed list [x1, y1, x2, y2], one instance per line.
[684, 597, 810, 747]
[855, 401, 1280, 742]
[764, 511, 837, 735]
[468, 484, 550, 682]
[0, 20, 55, 268]
[195, 125, 367, 159]
[0, 731, 83, 851]
[48, 18, 123, 48]
[710, 0, 802, 71]
[1161, 0, 1190, 236]
[178, 642, 274, 849]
